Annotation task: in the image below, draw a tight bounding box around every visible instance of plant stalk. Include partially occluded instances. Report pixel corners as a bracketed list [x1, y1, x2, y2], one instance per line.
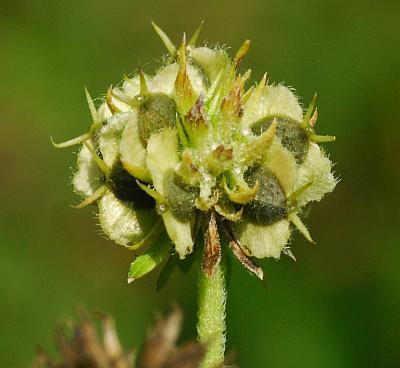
[197, 259, 226, 368]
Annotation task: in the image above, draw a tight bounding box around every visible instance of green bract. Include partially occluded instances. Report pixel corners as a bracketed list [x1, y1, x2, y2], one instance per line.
[54, 23, 336, 282]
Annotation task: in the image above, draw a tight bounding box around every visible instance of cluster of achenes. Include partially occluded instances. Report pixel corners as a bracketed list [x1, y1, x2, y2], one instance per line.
[54, 23, 336, 282]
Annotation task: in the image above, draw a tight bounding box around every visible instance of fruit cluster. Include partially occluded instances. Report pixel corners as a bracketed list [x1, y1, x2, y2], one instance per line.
[55, 23, 336, 281]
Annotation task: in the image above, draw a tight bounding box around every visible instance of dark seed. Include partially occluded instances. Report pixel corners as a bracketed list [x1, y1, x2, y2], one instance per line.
[138, 94, 177, 146]
[108, 163, 155, 209]
[243, 166, 287, 225]
[251, 115, 309, 164]
[163, 169, 198, 222]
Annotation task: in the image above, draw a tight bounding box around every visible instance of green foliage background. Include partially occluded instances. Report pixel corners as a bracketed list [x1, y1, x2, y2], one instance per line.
[1, 1, 399, 366]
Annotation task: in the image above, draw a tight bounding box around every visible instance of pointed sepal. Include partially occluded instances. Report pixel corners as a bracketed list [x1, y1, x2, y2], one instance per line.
[73, 185, 107, 209]
[288, 212, 314, 243]
[232, 40, 251, 71]
[151, 21, 177, 57]
[175, 36, 197, 115]
[83, 141, 110, 176]
[51, 133, 90, 148]
[85, 86, 99, 125]
[139, 67, 149, 96]
[188, 20, 204, 47]
[302, 93, 317, 129]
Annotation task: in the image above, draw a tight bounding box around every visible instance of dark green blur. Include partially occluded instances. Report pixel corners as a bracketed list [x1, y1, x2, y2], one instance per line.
[1, 1, 399, 366]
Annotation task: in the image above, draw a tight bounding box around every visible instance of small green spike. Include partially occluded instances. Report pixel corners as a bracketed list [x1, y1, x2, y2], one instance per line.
[83, 141, 110, 176]
[188, 20, 204, 47]
[258, 73, 268, 91]
[302, 93, 317, 128]
[51, 88, 102, 146]
[84, 86, 98, 124]
[251, 73, 267, 103]
[241, 69, 252, 84]
[241, 85, 254, 105]
[136, 180, 166, 204]
[287, 180, 313, 204]
[175, 35, 196, 114]
[221, 40, 252, 97]
[288, 212, 314, 243]
[175, 35, 189, 95]
[106, 86, 121, 113]
[151, 21, 177, 56]
[205, 69, 224, 120]
[232, 40, 251, 70]
[205, 68, 223, 103]
[73, 185, 107, 209]
[51, 132, 90, 148]
[138, 67, 149, 95]
[308, 133, 336, 143]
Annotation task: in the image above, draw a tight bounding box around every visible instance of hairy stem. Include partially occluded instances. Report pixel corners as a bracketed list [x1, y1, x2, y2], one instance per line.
[197, 259, 226, 368]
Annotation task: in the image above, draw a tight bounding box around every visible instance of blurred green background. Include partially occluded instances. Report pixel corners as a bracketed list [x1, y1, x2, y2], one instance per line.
[1, 0, 399, 366]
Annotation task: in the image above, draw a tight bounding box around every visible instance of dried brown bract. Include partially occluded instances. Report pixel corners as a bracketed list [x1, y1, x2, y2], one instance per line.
[32, 307, 211, 368]
[202, 211, 222, 277]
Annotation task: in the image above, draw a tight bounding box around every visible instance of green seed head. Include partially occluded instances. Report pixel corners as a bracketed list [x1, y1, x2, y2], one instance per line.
[55, 23, 337, 282]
